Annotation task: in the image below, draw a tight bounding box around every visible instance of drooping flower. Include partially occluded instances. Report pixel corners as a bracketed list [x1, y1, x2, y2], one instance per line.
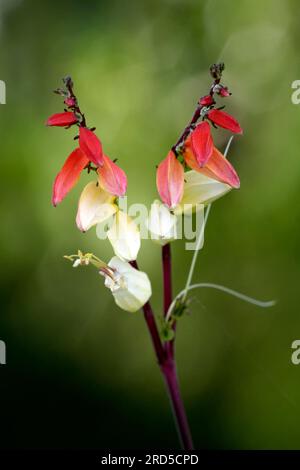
[76, 179, 138, 260]
[183, 136, 240, 189]
[207, 109, 242, 134]
[107, 210, 141, 262]
[146, 200, 178, 246]
[97, 154, 127, 197]
[176, 170, 231, 212]
[46, 112, 78, 127]
[65, 251, 152, 313]
[156, 151, 184, 209]
[190, 121, 213, 167]
[76, 181, 117, 232]
[52, 147, 89, 206]
[102, 256, 152, 313]
[79, 127, 103, 166]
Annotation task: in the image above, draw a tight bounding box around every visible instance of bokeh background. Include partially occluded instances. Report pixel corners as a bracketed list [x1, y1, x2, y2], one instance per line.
[0, 0, 300, 449]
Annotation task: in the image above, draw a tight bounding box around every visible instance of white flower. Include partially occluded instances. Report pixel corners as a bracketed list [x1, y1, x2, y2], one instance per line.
[76, 181, 117, 232]
[175, 170, 231, 215]
[107, 211, 141, 261]
[146, 200, 178, 246]
[102, 257, 152, 312]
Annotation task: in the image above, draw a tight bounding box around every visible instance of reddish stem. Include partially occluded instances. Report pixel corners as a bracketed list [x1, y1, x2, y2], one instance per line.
[162, 243, 173, 316]
[130, 259, 194, 449]
[162, 243, 176, 357]
[161, 358, 194, 450]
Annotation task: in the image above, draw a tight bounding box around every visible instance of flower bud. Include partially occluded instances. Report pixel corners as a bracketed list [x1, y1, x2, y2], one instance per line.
[199, 95, 214, 106]
[102, 257, 152, 313]
[97, 154, 127, 197]
[107, 211, 141, 261]
[218, 86, 231, 98]
[190, 121, 213, 167]
[52, 148, 89, 206]
[183, 137, 240, 189]
[64, 97, 77, 107]
[46, 112, 78, 127]
[79, 127, 104, 166]
[156, 151, 184, 209]
[207, 109, 242, 134]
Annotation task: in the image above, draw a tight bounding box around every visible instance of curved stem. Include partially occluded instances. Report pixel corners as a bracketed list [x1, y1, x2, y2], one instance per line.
[182, 135, 234, 304]
[182, 204, 211, 304]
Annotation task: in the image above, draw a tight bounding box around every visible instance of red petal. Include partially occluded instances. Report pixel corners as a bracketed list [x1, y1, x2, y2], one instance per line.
[97, 155, 127, 196]
[208, 109, 243, 134]
[183, 139, 240, 189]
[191, 121, 213, 167]
[79, 127, 103, 166]
[52, 148, 89, 206]
[46, 112, 78, 127]
[156, 151, 184, 208]
[202, 147, 240, 188]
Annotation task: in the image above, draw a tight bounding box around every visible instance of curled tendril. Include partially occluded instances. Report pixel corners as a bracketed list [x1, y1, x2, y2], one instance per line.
[166, 283, 276, 323]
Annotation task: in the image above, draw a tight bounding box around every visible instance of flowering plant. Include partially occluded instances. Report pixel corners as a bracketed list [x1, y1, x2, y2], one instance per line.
[47, 64, 274, 449]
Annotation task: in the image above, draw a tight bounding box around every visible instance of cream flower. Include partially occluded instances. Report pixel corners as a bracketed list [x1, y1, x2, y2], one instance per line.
[76, 181, 117, 232]
[146, 200, 178, 246]
[102, 256, 151, 312]
[107, 211, 141, 261]
[175, 170, 231, 215]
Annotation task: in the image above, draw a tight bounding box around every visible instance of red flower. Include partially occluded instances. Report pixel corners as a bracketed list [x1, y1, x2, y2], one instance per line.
[156, 151, 184, 209]
[46, 112, 78, 127]
[207, 109, 242, 134]
[190, 121, 213, 167]
[218, 86, 230, 98]
[97, 154, 127, 197]
[199, 95, 214, 106]
[64, 97, 77, 107]
[183, 136, 240, 189]
[52, 148, 89, 206]
[79, 127, 103, 167]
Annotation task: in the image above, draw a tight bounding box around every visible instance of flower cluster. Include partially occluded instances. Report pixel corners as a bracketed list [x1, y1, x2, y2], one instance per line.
[47, 65, 242, 313]
[153, 63, 242, 244]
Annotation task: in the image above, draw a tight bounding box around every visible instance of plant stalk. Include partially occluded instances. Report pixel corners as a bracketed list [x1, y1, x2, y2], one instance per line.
[131, 259, 194, 450]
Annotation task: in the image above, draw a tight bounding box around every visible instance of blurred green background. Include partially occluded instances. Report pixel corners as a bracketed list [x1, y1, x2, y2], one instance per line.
[0, 0, 300, 449]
